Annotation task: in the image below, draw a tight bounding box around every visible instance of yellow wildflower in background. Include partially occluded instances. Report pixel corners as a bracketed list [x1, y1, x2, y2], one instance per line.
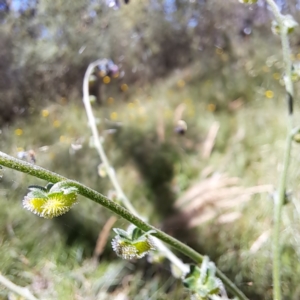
[121, 83, 128, 92]
[110, 112, 118, 121]
[53, 120, 61, 128]
[265, 90, 274, 99]
[103, 76, 111, 84]
[41, 109, 49, 117]
[273, 73, 280, 80]
[15, 129, 23, 136]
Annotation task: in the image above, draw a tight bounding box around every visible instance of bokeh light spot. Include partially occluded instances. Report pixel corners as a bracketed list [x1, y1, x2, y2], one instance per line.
[41, 109, 49, 117]
[103, 76, 111, 84]
[121, 83, 128, 92]
[15, 129, 23, 136]
[110, 112, 118, 121]
[265, 90, 274, 99]
[53, 120, 61, 128]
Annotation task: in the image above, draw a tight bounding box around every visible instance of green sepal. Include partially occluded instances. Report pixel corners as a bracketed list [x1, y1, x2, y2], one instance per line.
[131, 228, 144, 240]
[183, 257, 222, 298]
[28, 185, 47, 192]
[113, 228, 131, 239]
[49, 181, 78, 194]
[28, 189, 48, 199]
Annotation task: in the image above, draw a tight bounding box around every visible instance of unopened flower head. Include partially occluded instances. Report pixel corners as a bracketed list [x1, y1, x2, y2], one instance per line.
[23, 182, 78, 219]
[291, 62, 300, 82]
[183, 257, 223, 299]
[272, 15, 298, 35]
[111, 227, 156, 260]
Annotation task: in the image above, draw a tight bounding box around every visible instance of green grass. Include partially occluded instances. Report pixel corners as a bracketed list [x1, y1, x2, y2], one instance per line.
[1, 37, 300, 299]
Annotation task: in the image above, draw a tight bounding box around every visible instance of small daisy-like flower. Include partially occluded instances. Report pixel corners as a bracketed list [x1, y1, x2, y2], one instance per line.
[23, 182, 78, 219]
[111, 227, 156, 260]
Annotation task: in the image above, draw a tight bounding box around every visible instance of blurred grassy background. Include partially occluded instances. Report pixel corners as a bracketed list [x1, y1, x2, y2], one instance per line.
[2, 0, 300, 299]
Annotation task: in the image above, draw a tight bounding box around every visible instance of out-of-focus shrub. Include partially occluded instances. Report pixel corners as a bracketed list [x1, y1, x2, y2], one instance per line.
[0, 0, 284, 124]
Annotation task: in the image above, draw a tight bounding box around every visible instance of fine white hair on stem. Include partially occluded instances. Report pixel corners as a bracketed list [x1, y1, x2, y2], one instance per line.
[82, 59, 190, 275]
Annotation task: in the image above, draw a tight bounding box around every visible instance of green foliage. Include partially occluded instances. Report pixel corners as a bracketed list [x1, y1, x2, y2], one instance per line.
[1, 59, 299, 298]
[2, 1, 300, 299]
[183, 258, 223, 299]
[0, 0, 272, 124]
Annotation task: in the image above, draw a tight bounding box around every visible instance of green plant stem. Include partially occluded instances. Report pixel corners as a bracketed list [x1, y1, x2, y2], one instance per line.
[82, 59, 138, 216]
[83, 60, 189, 275]
[0, 151, 248, 300]
[0, 272, 38, 300]
[264, 1, 295, 299]
[273, 133, 293, 300]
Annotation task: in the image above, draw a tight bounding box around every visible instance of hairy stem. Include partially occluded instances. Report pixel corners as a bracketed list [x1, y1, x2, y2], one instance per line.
[265, 1, 295, 299]
[83, 60, 189, 274]
[0, 273, 38, 300]
[82, 59, 138, 215]
[0, 151, 248, 300]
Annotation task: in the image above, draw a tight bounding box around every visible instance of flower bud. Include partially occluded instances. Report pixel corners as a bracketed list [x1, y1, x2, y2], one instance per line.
[272, 15, 298, 35]
[23, 182, 78, 219]
[111, 227, 156, 260]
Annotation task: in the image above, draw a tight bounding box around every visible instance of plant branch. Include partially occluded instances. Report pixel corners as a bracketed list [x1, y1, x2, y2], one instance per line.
[265, 1, 295, 299]
[0, 272, 38, 300]
[82, 59, 138, 215]
[82, 60, 189, 274]
[0, 151, 248, 300]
